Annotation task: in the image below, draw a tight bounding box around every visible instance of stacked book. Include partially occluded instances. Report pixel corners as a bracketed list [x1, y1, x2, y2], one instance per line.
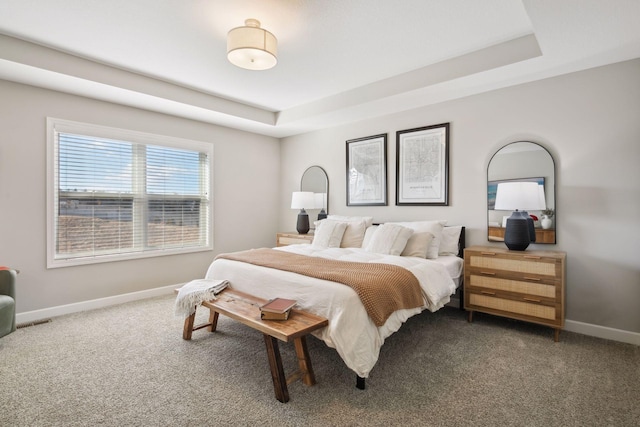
[259, 298, 297, 321]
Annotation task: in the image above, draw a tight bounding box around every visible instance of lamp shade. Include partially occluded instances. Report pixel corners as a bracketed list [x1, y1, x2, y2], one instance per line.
[227, 19, 277, 70]
[538, 185, 547, 211]
[313, 193, 326, 209]
[495, 182, 545, 211]
[291, 191, 314, 210]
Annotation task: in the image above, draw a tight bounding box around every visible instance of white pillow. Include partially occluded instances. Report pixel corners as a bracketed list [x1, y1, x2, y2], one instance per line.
[326, 215, 373, 248]
[361, 225, 378, 248]
[341, 220, 368, 248]
[401, 231, 435, 258]
[327, 215, 374, 227]
[365, 224, 413, 256]
[439, 226, 462, 256]
[388, 220, 447, 259]
[312, 220, 348, 248]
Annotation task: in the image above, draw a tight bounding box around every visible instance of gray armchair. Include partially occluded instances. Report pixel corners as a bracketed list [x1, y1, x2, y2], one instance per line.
[0, 268, 17, 338]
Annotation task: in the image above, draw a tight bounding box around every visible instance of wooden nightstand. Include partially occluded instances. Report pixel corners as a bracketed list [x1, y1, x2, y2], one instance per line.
[464, 245, 566, 341]
[276, 232, 314, 247]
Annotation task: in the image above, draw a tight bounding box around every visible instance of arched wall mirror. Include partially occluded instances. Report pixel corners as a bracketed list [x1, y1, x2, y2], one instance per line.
[301, 166, 329, 220]
[487, 141, 556, 244]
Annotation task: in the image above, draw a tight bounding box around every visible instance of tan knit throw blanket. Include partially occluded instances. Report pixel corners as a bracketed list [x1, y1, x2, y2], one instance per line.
[216, 248, 423, 326]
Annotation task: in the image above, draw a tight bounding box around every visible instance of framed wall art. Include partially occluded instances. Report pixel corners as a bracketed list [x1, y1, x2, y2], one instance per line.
[346, 134, 387, 206]
[396, 123, 449, 206]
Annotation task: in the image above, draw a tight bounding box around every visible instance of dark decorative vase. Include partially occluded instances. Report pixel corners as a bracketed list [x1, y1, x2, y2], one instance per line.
[504, 211, 531, 251]
[296, 209, 310, 234]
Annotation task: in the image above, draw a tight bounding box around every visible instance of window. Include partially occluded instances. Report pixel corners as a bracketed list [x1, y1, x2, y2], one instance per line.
[47, 118, 213, 268]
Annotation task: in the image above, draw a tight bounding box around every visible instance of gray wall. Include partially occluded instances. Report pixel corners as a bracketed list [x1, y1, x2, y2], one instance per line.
[0, 80, 281, 313]
[2, 59, 638, 335]
[280, 59, 640, 334]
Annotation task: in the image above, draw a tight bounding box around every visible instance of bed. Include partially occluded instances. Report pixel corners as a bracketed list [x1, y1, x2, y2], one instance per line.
[205, 217, 465, 388]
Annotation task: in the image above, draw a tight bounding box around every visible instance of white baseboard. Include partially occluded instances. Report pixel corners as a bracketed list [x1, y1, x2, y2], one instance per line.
[446, 297, 638, 346]
[16, 284, 178, 325]
[564, 319, 640, 346]
[16, 287, 639, 347]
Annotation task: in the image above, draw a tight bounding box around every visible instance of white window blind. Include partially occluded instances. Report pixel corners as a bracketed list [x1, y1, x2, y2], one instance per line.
[47, 118, 213, 268]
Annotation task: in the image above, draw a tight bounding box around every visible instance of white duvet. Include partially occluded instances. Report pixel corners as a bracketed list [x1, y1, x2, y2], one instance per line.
[205, 245, 458, 378]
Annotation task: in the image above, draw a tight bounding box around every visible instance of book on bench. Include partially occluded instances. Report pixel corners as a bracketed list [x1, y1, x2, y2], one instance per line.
[261, 310, 291, 321]
[260, 298, 296, 321]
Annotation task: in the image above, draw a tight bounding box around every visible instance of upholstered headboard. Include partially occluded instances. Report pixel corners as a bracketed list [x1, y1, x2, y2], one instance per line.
[456, 226, 466, 258]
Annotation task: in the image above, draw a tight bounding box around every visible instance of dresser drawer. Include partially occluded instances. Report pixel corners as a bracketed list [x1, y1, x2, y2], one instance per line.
[276, 232, 314, 247]
[278, 236, 311, 246]
[467, 274, 557, 299]
[468, 252, 560, 278]
[468, 293, 557, 322]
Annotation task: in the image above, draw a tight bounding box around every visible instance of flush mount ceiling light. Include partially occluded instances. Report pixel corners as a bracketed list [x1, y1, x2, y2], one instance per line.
[227, 19, 277, 71]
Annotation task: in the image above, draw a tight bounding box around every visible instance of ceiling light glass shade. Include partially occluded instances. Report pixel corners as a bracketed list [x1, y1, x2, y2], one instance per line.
[227, 19, 277, 70]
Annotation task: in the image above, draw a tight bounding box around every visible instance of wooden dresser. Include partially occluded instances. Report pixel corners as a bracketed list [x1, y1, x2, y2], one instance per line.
[276, 232, 314, 247]
[464, 245, 566, 341]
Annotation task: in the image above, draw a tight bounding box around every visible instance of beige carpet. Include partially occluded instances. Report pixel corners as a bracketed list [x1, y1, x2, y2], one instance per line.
[1, 294, 638, 426]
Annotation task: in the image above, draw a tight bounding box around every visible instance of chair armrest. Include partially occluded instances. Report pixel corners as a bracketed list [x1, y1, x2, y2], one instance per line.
[0, 269, 17, 300]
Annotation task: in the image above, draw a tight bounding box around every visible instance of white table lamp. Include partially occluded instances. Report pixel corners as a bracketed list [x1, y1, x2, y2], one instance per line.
[291, 191, 314, 234]
[495, 182, 546, 250]
[314, 193, 327, 220]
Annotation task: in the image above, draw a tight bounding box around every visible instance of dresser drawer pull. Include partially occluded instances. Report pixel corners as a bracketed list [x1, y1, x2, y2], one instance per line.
[523, 276, 541, 282]
[523, 255, 542, 260]
[480, 252, 497, 256]
[480, 271, 496, 276]
[523, 297, 542, 303]
[480, 290, 496, 296]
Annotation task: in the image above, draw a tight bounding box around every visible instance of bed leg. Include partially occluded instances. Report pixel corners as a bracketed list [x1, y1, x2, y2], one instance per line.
[356, 375, 365, 390]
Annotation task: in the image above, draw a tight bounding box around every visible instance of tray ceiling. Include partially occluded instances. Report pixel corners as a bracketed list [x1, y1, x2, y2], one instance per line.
[1, 0, 639, 137]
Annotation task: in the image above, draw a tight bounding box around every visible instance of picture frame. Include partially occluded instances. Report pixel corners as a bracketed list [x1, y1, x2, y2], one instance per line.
[396, 123, 449, 205]
[488, 177, 545, 210]
[346, 134, 387, 206]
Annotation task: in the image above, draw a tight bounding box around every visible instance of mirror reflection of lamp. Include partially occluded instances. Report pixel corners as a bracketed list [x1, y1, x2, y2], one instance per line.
[291, 192, 314, 234]
[314, 193, 327, 221]
[495, 182, 546, 251]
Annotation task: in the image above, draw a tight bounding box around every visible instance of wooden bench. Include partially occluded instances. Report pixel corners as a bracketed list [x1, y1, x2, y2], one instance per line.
[178, 288, 328, 403]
